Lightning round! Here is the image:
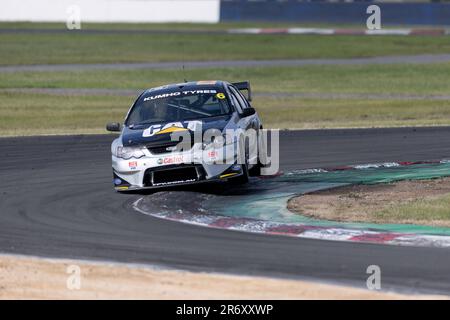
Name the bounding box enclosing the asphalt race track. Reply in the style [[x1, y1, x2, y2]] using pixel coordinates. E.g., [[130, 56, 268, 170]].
[[2, 54, 450, 73], [2, 127, 450, 294]]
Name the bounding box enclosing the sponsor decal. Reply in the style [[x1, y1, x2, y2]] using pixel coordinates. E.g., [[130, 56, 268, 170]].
[[231, 164, 242, 171], [196, 80, 217, 85], [143, 92, 181, 101], [153, 179, 196, 187], [162, 155, 184, 165], [143, 90, 217, 102], [157, 156, 184, 165], [216, 93, 226, 100], [207, 151, 218, 159], [143, 120, 202, 137], [155, 126, 188, 135], [128, 161, 138, 169]]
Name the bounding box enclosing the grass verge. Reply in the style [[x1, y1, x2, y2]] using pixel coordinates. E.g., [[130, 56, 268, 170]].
[[2, 64, 450, 95], [0, 92, 130, 136], [2, 28, 450, 65], [288, 177, 450, 227], [1, 91, 450, 136], [375, 194, 450, 225]]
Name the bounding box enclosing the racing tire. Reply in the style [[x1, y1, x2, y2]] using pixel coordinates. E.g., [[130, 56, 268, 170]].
[[248, 127, 264, 177], [230, 137, 250, 185], [248, 162, 262, 177], [230, 163, 249, 185]]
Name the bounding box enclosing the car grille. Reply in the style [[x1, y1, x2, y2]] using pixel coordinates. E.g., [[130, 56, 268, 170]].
[[143, 165, 205, 187], [146, 141, 192, 155]]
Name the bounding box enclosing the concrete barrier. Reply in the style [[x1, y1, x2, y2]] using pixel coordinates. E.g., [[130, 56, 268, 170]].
[[0, 0, 220, 23]]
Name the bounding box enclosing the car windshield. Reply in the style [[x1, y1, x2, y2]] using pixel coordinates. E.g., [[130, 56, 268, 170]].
[[126, 89, 231, 126]]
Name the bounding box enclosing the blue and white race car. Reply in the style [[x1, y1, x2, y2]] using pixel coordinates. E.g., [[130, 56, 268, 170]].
[[107, 80, 264, 191]]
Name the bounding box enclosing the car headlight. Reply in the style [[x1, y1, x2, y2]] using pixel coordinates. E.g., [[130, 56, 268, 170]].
[[114, 146, 145, 159], [202, 134, 233, 150]]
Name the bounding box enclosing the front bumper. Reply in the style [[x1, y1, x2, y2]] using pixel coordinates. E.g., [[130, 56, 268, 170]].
[[112, 145, 242, 191]]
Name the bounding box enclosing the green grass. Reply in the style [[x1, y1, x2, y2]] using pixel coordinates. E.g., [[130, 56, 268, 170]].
[[375, 193, 450, 226], [2, 64, 450, 95], [1, 63, 450, 135], [0, 92, 130, 136], [1, 91, 449, 136], [1, 23, 450, 135], [2, 32, 450, 65], [257, 98, 450, 129]]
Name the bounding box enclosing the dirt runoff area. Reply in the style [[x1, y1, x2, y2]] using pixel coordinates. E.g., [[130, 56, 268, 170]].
[[0, 254, 445, 300], [288, 177, 450, 227]]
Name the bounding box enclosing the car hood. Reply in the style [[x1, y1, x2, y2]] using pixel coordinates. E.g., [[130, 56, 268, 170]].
[[121, 115, 232, 147]]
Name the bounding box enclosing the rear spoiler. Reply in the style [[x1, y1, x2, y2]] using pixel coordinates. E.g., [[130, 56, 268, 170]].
[[232, 81, 252, 102]]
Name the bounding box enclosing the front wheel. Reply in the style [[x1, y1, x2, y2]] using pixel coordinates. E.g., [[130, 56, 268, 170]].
[[248, 127, 265, 177], [248, 162, 262, 176], [230, 137, 249, 185], [230, 163, 249, 185]]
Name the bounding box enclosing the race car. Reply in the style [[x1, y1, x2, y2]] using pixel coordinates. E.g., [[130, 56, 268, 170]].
[[106, 80, 264, 191]]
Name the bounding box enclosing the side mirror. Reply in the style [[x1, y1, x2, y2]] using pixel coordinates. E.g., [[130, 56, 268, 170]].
[[240, 107, 256, 118], [106, 122, 121, 132]]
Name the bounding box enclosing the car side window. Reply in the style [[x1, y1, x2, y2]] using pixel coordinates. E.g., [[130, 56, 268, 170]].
[[235, 88, 251, 109], [228, 86, 246, 113], [228, 91, 242, 113]]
